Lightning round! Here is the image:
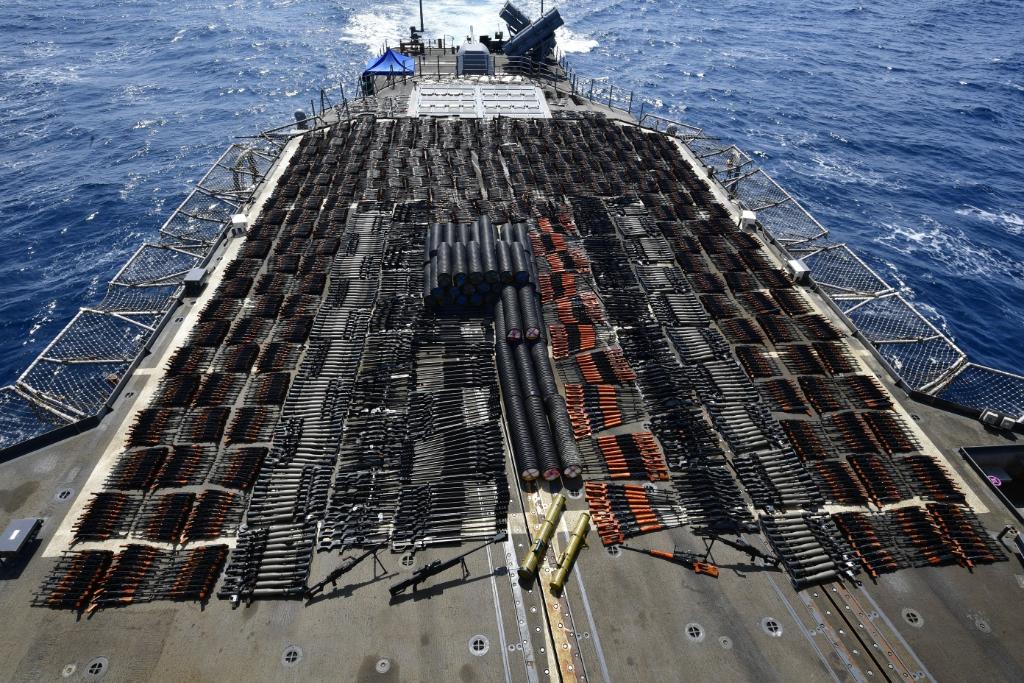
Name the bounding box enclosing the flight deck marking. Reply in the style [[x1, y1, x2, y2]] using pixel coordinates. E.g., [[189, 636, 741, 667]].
[[765, 573, 845, 683], [485, 544, 514, 683], [571, 564, 612, 683], [857, 587, 935, 682], [504, 536, 541, 683]]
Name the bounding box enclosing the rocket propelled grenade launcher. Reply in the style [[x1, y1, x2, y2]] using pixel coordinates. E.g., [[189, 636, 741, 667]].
[[549, 512, 590, 596], [517, 493, 567, 583]]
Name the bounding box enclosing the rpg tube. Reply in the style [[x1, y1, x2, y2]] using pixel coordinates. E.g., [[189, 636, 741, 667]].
[[549, 512, 590, 596], [517, 493, 568, 583]]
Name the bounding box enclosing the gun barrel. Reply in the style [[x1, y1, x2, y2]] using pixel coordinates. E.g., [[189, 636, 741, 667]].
[[389, 533, 506, 597]]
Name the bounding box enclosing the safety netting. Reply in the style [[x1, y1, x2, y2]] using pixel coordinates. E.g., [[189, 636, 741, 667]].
[[937, 364, 1024, 418], [0, 386, 73, 452], [0, 141, 280, 456], [798, 244, 891, 298]]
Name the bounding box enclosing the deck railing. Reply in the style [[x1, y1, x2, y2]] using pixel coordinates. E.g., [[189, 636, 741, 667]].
[[0, 143, 282, 459]]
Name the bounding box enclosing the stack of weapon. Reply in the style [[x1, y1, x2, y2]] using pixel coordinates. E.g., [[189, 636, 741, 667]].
[[581, 432, 670, 481], [832, 512, 910, 578], [494, 264, 583, 480], [219, 523, 315, 601], [33, 550, 113, 613], [182, 490, 244, 542], [35, 544, 227, 612], [585, 482, 688, 546], [885, 504, 1005, 569], [897, 455, 965, 503], [72, 493, 142, 543], [422, 218, 535, 309], [133, 493, 195, 544], [548, 323, 601, 359], [760, 512, 857, 589], [563, 383, 644, 437]]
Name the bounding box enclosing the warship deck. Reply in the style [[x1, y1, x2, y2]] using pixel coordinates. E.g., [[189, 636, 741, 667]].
[[2, 39, 1024, 683]]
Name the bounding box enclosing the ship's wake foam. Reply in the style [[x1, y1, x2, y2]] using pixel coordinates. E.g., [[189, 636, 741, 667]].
[[340, 0, 599, 53]]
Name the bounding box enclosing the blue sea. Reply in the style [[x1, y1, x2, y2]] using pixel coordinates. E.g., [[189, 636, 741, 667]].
[[0, 0, 1021, 384]]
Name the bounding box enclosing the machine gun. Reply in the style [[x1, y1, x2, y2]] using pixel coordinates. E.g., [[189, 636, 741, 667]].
[[703, 533, 780, 566], [621, 544, 720, 577], [389, 532, 506, 598], [306, 540, 389, 599]]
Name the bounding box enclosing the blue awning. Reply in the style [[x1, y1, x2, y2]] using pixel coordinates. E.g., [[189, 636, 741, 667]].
[[363, 48, 415, 76]]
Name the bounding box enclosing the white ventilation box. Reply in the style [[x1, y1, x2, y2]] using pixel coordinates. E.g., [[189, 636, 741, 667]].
[[787, 259, 811, 285], [230, 214, 248, 237], [740, 210, 757, 229]]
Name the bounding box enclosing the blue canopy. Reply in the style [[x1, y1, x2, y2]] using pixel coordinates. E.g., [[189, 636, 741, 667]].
[[363, 48, 415, 76]]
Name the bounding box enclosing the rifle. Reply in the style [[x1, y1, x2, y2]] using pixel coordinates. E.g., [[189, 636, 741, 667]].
[[621, 544, 719, 577], [306, 540, 389, 598], [389, 532, 506, 598], [705, 534, 780, 566]]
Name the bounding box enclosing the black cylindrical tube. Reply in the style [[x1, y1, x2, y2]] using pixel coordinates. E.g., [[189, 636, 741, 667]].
[[467, 241, 483, 284], [514, 222, 531, 253], [458, 222, 473, 245], [495, 298, 508, 340], [482, 242, 498, 284], [506, 393, 540, 481], [427, 223, 443, 258], [431, 265, 444, 299], [525, 395, 562, 480], [511, 241, 530, 285], [479, 215, 493, 243], [519, 284, 542, 341], [436, 242, 452, 288], [495, 301, 540, 480], [514, 342, 540, 398], [545, 394, 583, 478], [452, 242, 468, 287], [443, 221, 458, 246], [470, 220, 482, 244], [496, 240, 513, 284], [531, 342, 558, 398], [502, 285, 523, 343]]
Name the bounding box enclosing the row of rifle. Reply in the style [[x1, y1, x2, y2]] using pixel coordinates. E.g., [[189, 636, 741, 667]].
[[72, 490, 243, 545], [35, 544, 227, 613], [834, 504, 1006, 578]]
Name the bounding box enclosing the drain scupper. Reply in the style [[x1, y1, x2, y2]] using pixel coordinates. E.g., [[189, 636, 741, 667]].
[[761, 617, 783, 637], [902, 608, 924, 628], [469, 635, 490, 656], [83, 657, 108, 680], [282, 645, 303, 666]]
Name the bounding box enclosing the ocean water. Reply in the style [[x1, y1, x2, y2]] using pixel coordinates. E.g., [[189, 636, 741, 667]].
[[0, 0, 1021, 385]]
